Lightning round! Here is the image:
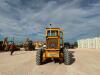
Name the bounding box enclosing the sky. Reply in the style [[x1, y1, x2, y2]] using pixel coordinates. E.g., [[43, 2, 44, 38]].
[[0, 0, 100, 42]]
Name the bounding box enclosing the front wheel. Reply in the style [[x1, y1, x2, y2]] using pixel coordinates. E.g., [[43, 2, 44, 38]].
[[36, 49, 43, 65], [63, 48, 71, 65]]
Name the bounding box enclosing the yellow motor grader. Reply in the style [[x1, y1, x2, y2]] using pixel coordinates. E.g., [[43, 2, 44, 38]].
[[36, 24, 71, 65]]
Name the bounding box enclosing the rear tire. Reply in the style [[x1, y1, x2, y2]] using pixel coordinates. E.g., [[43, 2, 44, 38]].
[[63, 48, 71, 65], [36, 49, 43, 65]]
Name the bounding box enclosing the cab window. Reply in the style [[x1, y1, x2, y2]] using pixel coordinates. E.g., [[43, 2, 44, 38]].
[[47, 30, 58, 36]]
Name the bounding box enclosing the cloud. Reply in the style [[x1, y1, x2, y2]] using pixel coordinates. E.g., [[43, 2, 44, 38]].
[[0, 0, 100, 42]]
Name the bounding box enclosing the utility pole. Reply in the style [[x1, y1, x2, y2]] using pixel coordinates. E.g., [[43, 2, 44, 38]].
[[13, 36, 14, 45]]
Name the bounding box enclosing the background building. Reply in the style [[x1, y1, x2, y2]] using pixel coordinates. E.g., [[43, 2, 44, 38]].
[[77, 37, 100, 49]]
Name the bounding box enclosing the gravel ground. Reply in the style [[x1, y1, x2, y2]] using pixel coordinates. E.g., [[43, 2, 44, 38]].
[[0, 49, 100, 75]]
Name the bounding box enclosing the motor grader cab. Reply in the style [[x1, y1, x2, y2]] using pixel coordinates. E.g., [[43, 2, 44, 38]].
[[36, 24, 71, 65]]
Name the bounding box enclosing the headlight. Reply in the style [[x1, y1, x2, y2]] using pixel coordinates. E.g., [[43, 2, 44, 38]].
[[60, 46, 63, 48]]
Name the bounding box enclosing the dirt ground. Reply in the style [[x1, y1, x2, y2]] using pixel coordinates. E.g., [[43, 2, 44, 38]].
[[0, 48, 100, 75]]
